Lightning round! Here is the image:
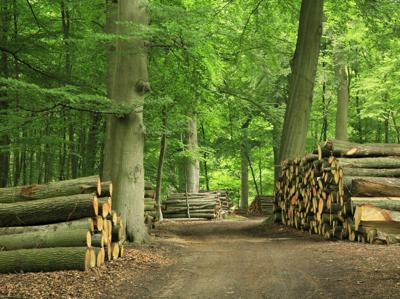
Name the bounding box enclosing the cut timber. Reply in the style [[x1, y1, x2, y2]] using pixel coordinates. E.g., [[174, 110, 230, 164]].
[[342, 167, 400, 177], [351, 197, 400, 211], [318, 139, 400, 158], [337, 157, 400, 169], [345, 177, 400, 197], [112, 219, 124, 242], [94, 247, 105, 266], [0, 229, 91, 250], [0, 218, 94, 236], [0, 176, 100, 203], [354, 205, 400, 230], [0, 193, 98, 227], [0, 247, 95, 273]]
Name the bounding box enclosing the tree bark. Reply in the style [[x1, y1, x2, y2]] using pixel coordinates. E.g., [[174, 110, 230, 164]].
[[0, 228, 91, 250], [0, 247, 95, 273], [240, 120, 250, 209], [0, 0, 10, 188], [155, 107, 167, 221], [351, 197, 400, 211], [334, 50, 349, 141], [0, 175, 100, 203], [344, 177, 400, 197], [104, 0, 148, 242], [318, 139, 400, 158], [0, 218, 95, 236], [201, 123, 210, 191], [185, 114, 200, 193], [279, 0, 324, 161], [0, 193, 98, 227]]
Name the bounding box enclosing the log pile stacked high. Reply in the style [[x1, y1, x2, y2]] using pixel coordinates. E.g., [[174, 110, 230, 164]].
[[0, 176, 125, 273], [274, 140, 400, 244], [249, 195, 274, 216], [162, 192, 222, 220]]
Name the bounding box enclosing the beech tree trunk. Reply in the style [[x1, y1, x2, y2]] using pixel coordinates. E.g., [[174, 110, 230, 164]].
[[185, 114, 200, 193], [334, 50, 349, 141], [155, 107, 167, 221], [0, 0, 10, 188], [279, 0, 324, 161], [103, 0, 148, 242], [240, 120, 250, 209]]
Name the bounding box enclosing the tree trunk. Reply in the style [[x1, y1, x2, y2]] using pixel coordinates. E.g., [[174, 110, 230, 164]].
[[0, 247, 95, 273], [240, 121, 250, 209], [185, 114, 200, 193], [0, 175, 100, 203], [104, 0, 148, 242], [279, 0, 324, 161], [0, 0, 10, 188], [155, 107, 167, 221], [334, 50, 349, 141], [201, 123, 210, 191], [0, 228, 91, 250], [0, 193, 98, 227]]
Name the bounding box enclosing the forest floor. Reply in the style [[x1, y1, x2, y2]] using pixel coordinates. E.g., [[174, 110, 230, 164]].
[[1, 217, 400, 298]]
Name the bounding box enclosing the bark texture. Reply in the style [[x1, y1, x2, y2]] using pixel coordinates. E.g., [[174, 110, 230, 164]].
[[334, 50, 349, 141], [279, 0, 324, 161], [0, 247, 94, 273], [185, 114, 200, 193], [103, 0, 148, 242]]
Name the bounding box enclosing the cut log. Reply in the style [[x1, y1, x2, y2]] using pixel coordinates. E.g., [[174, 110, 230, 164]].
[[0, 176, 100, 203], [354, 205, 400, 230], [0, 193, 98, 227], [111, 242, 120, 260], [351, 197, 400, 211], [337, 157, 400, 169], [317, 139, 400, 158], [345, 177, 400, 197], [0, 228, 91, 250], [0, 247, 95, 273], [342, 167, 400, 177], [0, 218, 94, 236]]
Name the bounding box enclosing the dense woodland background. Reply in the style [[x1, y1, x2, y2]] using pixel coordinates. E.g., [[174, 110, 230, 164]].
[[0, 0, 399, 205]]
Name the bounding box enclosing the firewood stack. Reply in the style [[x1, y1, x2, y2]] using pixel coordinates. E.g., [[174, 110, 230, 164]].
[[274, 139, 400, 245], [162, 193, 222, 220], [249, 195, 274, 216], [144, 182, 157, 229], [0, 176, 125, 273]]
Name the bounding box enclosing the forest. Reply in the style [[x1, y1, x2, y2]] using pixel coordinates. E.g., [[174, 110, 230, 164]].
[[1, 0, 400, 297], [1, 0, 400, 238]]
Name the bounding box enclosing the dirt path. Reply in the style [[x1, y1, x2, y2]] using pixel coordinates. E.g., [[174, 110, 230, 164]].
[[2, 218, 400, 298], [113, 218, 400, 299]]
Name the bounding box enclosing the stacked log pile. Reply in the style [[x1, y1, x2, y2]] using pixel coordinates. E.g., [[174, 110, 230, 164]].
[[144, 182, 157, 229], [200, 190, 232, 216], [162, 193, 222, 220], [249, 195, 274, 216], [0, 176, 125, 273], [274, 139, 400, 245]]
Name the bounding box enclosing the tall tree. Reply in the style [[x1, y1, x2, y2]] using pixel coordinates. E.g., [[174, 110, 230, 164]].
[[185, 114, 200, 193], [279, 0, 324, 161], [103, 0, 149, 243], [334, 47, 349, 140]]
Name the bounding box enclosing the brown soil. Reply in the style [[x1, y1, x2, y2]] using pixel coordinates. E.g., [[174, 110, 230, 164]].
[[1, 218, 400, 298]]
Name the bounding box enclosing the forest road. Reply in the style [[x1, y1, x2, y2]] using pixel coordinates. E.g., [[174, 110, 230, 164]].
[[117, 218, 400, 299]]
